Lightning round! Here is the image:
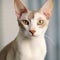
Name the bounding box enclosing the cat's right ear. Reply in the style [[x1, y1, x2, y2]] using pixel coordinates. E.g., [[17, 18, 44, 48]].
[[14, 0, 28, 19], [39, 0, 54, 19]]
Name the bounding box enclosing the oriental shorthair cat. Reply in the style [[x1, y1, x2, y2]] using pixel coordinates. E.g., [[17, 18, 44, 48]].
[[0, 0, 54, 60]]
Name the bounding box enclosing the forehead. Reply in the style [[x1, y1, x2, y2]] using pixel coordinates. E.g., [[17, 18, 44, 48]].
[[34, 12, 47, 20], [20, 11, 35, 19], [21, 11, 47, 20], [29, 12, 47, 21], [28, 11, 35, 19]]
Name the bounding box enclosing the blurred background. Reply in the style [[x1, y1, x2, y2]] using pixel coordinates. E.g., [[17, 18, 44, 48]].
[[0, 0, 60, 60]]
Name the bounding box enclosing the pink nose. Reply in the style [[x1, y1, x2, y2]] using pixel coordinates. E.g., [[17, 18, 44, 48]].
[[29, 30, 36, 35]]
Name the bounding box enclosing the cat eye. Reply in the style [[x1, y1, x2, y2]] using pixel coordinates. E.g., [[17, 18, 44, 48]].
[[37, 20, 44, 25], [22, 20, 29, 25]]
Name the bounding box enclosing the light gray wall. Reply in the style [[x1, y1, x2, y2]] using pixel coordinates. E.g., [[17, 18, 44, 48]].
[[0, 0, 19, 49], [0, 0, 3, 49], [58, 0, 60, 60]]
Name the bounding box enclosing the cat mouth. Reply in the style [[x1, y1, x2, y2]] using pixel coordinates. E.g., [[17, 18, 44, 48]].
[[24, 33, 40, 38], [24, 34, 40, 39], [30, 34, 39, 37]]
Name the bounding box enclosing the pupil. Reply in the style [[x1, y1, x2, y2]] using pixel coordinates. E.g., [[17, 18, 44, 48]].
[[23, 20, 29, 25], [40, 20, 42, 23]]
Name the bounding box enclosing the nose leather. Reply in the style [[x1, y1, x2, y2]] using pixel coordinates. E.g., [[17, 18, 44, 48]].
[[29, 30, 36, 35]]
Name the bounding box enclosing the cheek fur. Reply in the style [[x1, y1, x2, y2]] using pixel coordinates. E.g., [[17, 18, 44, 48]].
[[35, 28, 43, 35], [24, 26, 31, 36], [34, 26, 47, 36], [24, 30, 32, 37]]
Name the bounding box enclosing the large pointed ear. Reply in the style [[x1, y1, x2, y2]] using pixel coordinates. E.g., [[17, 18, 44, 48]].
[[14, 0, 28, 18], [39, 0, 54, 19]]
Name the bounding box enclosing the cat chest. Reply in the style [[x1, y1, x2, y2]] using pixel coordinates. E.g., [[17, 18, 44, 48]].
[[16, 39, 46, 60], [17, 46, 42, 60]]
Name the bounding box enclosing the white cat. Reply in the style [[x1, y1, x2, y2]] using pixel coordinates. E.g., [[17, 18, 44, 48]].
[[0, 0, 54, 60]]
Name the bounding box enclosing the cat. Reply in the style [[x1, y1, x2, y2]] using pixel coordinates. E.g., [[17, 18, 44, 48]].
[[0, 0, 54, 60]]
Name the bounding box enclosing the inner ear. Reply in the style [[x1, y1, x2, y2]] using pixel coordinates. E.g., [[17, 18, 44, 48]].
[[43, 11, 52, 19], [14, 0, 29, 19], [39, 0, 54, 19]]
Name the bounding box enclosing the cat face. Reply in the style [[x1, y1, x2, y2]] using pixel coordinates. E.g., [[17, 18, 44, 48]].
[[18, 11, 49, 37], [14, 0, 54, 37]]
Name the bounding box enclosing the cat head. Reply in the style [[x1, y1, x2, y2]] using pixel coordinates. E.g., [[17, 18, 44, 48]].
[[14, 0, 54, 37]]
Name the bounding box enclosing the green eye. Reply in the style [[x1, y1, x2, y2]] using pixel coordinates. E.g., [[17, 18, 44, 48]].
[[22, 20, 29, 25], [37, 20, 44, 25]]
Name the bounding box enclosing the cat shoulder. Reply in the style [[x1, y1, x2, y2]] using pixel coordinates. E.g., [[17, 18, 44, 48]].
[[0, 39, 17, 60]]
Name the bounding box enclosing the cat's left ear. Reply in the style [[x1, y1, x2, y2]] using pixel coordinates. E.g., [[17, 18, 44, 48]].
[[14, 0, 28, 19], [39, 0, 54, 19]]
